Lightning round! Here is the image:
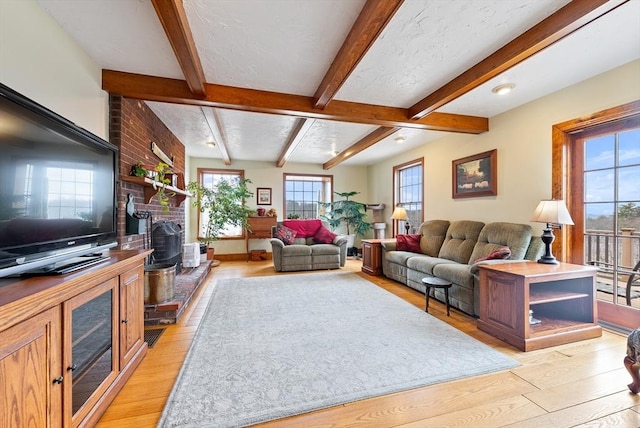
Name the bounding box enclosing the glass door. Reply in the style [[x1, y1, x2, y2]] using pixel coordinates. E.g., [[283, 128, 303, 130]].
[[64, 278, 118, 427], [579, 120, 640, 328]]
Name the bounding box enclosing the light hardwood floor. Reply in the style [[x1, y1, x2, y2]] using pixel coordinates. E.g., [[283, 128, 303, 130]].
[[97, 260, 640, 427]]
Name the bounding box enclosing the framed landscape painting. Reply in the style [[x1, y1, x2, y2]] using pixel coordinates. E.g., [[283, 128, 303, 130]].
[[452, 149, 497, 199]]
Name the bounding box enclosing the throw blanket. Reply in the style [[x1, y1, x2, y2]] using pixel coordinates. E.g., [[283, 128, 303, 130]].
[[283, 219, 322, 238]]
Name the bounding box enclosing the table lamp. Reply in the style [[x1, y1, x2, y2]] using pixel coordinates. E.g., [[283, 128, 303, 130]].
[[530, 199, 574, 264], [391, 205, 410, 235]]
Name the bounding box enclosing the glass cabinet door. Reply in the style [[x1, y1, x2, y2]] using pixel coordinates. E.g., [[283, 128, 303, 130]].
[[64, 278, 118, 427]]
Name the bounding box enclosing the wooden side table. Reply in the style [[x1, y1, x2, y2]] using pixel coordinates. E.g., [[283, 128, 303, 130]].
[[478, 261, 602, 351], [422, 276, 452, 316], [246, 216, 277, 260], [361, 239, 394, 276]]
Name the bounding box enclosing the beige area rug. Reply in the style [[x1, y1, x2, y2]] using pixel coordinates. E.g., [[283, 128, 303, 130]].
[[158, 271, 519, 427]]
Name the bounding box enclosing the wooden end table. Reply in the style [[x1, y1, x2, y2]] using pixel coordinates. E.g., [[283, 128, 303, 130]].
[[477, 261, 602, 351], [361, 239, 395, 276]]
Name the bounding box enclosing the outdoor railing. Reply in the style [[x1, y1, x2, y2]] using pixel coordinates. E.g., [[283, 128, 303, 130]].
[[585, 228, 640, 306], [585, 228, 639, 270]]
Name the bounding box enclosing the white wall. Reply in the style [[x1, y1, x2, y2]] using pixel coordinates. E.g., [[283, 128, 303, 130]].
[[185, 158, 370, 254], [0, 0, 108, 138], [367, 59, 640, 237]]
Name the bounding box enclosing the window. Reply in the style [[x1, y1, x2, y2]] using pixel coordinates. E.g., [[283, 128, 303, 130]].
[[393, 159, 424, 235], [196, 168, 245, 238], [284, 174, 332, 219]]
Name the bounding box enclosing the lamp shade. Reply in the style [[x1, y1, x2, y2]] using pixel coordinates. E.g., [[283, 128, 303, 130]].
[[390, 206, 408, 221], [531, 199, 574, 225]]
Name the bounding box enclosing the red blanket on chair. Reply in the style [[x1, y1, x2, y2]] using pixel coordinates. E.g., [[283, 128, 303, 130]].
[[283, 219, 323, 238]]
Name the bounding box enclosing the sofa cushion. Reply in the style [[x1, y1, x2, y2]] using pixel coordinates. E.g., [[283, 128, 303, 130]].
[[418, 220, 450, 256], [468, 222, 532, 262], [473, 246, 511, 263], [438, 220, 485, 264], [525, 236, 544, 261], [313, 226, 337, 244], [310, 244, 341, 255], [407, 256, 457, 276], [396, 234, 422, 253], [432, 263, 475, 289], [385, 251, 415, 267], [275, 224, 297, 245], [281, 245, 312, 256]]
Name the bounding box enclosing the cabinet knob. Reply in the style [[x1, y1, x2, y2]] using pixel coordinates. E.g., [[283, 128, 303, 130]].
[[53, 376, 64, 384], [121, 319, 129, 324], [67, 364, 77, 372]]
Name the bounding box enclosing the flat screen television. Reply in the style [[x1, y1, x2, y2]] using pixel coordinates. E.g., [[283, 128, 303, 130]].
[[0, 83, 118, 278]]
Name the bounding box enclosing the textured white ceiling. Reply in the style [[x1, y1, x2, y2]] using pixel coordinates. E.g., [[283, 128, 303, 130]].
[[37, 0, 640, 167], [334, 0, 570, 107], [185, 0, 365, 95]]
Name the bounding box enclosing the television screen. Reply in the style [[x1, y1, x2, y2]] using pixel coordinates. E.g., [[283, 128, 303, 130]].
[[0, 83, 118, 276]]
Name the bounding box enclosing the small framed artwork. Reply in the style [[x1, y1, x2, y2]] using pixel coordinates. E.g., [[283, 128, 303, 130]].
[[257, 187, 272, 205], [452, 149, 497, 199]]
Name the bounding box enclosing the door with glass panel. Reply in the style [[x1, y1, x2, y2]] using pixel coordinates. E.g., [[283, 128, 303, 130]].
[[580, 120, 640, 327]]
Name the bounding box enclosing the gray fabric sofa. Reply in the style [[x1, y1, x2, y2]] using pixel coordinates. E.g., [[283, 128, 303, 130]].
[[381, 220, 544, 316], [270, 222, 348, 272]]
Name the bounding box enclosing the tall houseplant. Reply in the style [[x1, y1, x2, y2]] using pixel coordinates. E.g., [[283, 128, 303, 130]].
[[187, 178, 254, 259], [321, 191, 371, 255]]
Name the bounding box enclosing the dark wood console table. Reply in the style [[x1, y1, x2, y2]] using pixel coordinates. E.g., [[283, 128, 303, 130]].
[[361, 239, 395, 276], [478, 261, 602, 351]]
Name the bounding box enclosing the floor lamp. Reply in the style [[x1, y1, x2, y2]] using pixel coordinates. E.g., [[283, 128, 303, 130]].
[[391, 206, 410, 235], [531, 199, 574, 264]]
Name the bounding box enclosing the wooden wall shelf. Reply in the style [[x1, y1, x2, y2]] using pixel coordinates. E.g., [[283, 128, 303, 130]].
[[120, 175, 191, 206]]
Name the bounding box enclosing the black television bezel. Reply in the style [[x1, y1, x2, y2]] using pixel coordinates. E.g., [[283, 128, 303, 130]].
[[0, 83, 119, 277]]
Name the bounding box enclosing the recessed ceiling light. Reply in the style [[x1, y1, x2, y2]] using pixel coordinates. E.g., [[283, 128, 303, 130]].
[[394, 136, 406, 144], [492, 83, 515, 95]]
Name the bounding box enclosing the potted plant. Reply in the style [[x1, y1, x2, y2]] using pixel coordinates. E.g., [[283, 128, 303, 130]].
[[153, 162, 175, 213], [321, 191, 371, 256], [187, 178, 255, 260]]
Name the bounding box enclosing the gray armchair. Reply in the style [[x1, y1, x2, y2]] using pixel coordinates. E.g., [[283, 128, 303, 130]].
[[270, 221, 347, 272]]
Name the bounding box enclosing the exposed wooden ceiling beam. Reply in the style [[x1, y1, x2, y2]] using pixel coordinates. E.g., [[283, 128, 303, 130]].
[[408, 0, 628, 119], [102, 70, 488, 134], [276, 118, 316, 168], [323, 127, 399, 169], [201, 107, 231, 165], [313, 0, 403, 109], [151, 0, 206, 96]]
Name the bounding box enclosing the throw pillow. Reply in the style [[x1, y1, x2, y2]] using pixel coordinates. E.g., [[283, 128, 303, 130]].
[[473, 246, 511, 263], [313, 226, 337, 244], [396, 234, 422, 253], [275, 225, 297, 245]]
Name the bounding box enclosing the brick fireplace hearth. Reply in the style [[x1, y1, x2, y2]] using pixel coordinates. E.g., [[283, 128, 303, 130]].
[[144, 261, 213, 326]]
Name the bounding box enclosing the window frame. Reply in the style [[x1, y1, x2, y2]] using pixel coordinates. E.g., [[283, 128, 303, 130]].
[[195, 168, 246, 240], [392, 158, 424, 236], [283, 173, 333, 220]]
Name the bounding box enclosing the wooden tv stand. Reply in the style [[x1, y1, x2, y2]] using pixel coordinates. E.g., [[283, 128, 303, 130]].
[[0, 249, 151, 427], [477, 261, 602, 351]]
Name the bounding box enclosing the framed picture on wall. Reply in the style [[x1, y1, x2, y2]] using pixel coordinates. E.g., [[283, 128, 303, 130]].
[[452, 149, 497, 199], [257, 187, 272, 205]]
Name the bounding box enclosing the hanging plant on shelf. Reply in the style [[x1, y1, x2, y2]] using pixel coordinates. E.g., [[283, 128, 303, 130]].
[[153, 162, 175, 213]]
